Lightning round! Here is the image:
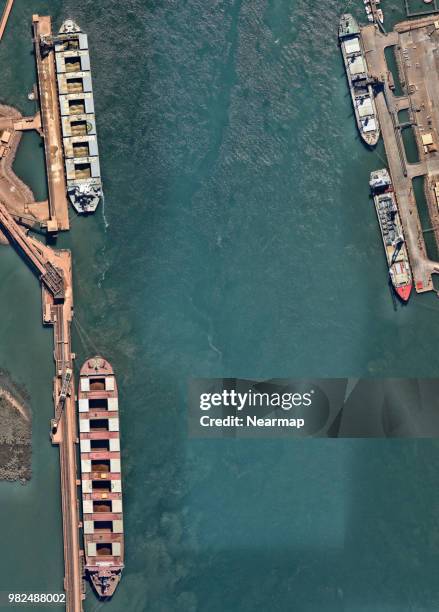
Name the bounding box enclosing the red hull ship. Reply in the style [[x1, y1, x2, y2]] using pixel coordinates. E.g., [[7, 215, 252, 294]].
[[370, 169, 413, 302], [78, 357, 124, 598]]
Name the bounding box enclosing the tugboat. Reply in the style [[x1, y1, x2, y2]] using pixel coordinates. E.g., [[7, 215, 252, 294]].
[[339, 13, 380, 147], [370, 169, 413, 302], [78, 357, 124, 597]]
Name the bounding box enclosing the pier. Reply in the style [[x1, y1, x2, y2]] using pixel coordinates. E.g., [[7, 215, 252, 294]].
[[32, 15, 69, 233], [13, 112, 43, 134], [361, 22, 439, 294], [0, 0, 14, 41], [367, 0, 386, 34], [0, 10, 108, 609], [0, 200, 84, 611]]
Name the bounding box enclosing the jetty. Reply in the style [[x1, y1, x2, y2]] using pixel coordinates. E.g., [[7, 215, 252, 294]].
[[0, 0, 14, 41], [361, 18, 439, 294], [32, 15, 69, 232], [0, 199, 84, 611], [0, 13, 86, 609], [0, 10, 108, 610], [366, 0, 386, 33]]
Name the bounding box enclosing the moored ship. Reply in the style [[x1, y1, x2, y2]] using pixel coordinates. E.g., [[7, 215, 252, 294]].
[[78, 357, 124, 598], [339, 13, 380, 147], [54, 20, 103, 213], [370, 169, 413, 301]]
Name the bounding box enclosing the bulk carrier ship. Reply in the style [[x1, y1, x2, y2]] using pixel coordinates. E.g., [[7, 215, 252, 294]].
[[78, 357, 124, 598], [339, 13, 380, 147], [54, 20, 103, 213], [370, 169, 413, 301]]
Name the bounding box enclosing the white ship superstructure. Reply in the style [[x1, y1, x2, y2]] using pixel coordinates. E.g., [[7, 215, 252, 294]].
[[339, 13, 380, 147]]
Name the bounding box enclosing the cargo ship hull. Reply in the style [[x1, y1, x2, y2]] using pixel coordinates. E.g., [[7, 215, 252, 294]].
[[370, 169, 413, 302], [339, 13, 380, 147], [54, 20, 103, 213], [78, 357, 124, 598]]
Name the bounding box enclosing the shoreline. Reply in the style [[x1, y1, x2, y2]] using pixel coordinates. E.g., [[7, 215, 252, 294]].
[[0, 104, 35, 205], [0, 369, 31, 483], [0, 103, 49, 243]]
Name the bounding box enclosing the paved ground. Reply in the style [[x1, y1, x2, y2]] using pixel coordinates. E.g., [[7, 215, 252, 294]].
[[399, 22, 439, 255], [362, 24, 439, 293], [33, 15, 69, 232]]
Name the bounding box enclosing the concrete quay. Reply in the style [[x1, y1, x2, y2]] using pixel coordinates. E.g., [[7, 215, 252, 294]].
[[0, 12, 95, 610], [362, 24, 439, 293], [0, 199, 84, 611], [32, 15, 69, 233]]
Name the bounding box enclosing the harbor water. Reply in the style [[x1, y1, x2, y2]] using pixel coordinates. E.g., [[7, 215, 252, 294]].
[[2, 0, 439, 610]]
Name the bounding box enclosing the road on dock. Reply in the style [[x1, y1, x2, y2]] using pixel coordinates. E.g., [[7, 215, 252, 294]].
[[362, 24, 439, 293]]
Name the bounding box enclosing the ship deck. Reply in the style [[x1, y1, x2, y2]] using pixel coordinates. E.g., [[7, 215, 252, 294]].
[[0, 198, 84, 611], [78, 359, 124, 594], [54, 23, 103, 213]]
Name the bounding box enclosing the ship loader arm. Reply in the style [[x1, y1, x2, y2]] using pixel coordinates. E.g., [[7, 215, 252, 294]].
[[53, 368, 72, 427]]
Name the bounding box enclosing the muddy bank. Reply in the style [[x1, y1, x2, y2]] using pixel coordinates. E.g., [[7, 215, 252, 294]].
[[0, 369, 31, 482], [0, 104, 35, 206], [0, 103, 48, 243]]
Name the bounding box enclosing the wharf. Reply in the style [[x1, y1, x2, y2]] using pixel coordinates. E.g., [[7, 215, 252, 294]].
[[0, 11, 102, 610], [0, 0, 14, 41], [40, 245, 85, 612], [368, 0, 386, 33], [32, 15, 69, 232], [0, 200, 84, 611], [13, 113, 43, 134], [361, 23, 439, 293]]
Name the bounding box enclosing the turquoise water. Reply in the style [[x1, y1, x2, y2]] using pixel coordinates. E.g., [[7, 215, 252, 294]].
[[385, 46, 404, 97], [2, 1, 439, 610]]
